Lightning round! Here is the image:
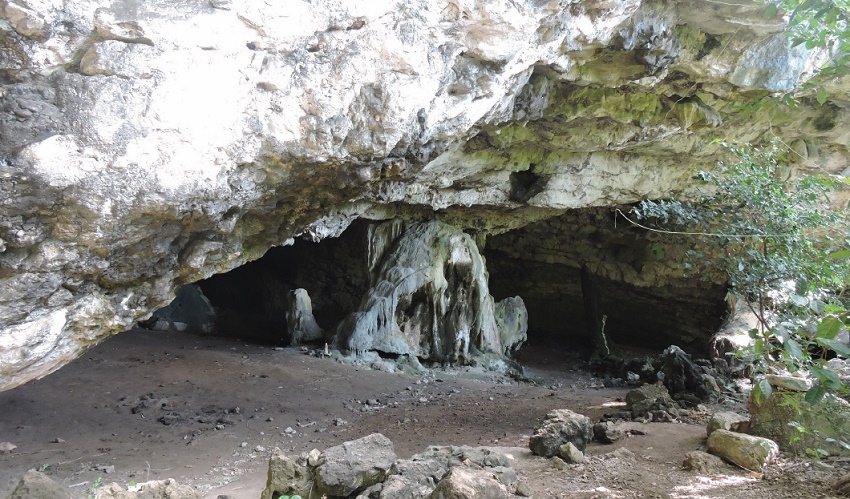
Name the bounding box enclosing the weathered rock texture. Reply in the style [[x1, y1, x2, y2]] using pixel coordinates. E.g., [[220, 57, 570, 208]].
[[2, 0, 848, 390], [335, 220, 526, 363]]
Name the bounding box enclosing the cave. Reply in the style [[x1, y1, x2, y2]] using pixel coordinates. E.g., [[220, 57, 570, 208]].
[[166, 208, 728, 359]]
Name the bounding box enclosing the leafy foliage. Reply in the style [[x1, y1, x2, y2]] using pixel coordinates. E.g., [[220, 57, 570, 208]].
[[633, 142, 850, 400]]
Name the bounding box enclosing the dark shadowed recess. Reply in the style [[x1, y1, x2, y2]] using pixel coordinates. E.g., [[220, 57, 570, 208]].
[[197, 221, 370, 343], [483, 209, 729, 356]]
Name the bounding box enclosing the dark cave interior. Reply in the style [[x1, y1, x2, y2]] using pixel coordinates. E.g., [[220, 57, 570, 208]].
[[169, 210, 728, 357]]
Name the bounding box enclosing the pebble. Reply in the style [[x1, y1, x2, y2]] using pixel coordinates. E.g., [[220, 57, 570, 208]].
[[254, 445, 265, 452], [52, 438, 65, 443], [284, 427, 295, 434], [240, 442, 248, 448]]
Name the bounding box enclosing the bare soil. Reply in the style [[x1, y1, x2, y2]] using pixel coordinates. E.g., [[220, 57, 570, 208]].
[[0, 329, 846, 498]]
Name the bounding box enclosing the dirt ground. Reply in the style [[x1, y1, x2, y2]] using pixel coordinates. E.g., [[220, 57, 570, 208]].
[[0, 329, 847, 498]]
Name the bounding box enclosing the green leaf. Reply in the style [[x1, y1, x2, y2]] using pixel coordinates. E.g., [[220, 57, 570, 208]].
[[817, 338, 850, 358], [805, 384, 827, 405], [786, 338, 805, 362], [816, 86, 828, 105], [817, 316, 844, 340], [828, 249, 850, 261], [764, 3, 779, 18], [756, 378, 773, 403]]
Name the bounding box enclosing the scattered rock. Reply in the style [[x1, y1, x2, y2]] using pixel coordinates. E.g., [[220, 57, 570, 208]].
[[94, 465, 115, 474], [429, 466, 509, 499], [260, 448, 314, 499], [706, 411, 749, 436], [95, 478, 198, 498], [593, 421, 623, 443], [0, 442, 17, 453], [529, 409, 593, 457], [6, 469, 72, 499], [683, 451, 728, 474], [255, 445, 266, 453], [707, 429, 779, 471], [625, 382, 677, 419], [659, 345, 713, 399], [315, 433, 397, 497], [52, 437, 65, 444], [558, 442, 585, 464]]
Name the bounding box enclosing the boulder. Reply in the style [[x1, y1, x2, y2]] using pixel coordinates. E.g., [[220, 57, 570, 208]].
[[707, 429, 779, 471], [625, 382, 677, 419], [6, 470, 72, 499], [315, 433, 397, 497], [379, 474, 433, 499], [529, 409, 593, 457], [706, 411, 749, 436], [558, 442, 585, 464], [593, 421, 624, 443], [682, 451, 728, 474], [749, 376, 850, 456], [261, 448, 315, 499], [659, 345, 713, 399], [428, 467, 509, 499]]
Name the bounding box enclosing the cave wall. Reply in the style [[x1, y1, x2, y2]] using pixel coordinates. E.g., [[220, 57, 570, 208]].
[[484, 208, 728, 353], [2, 0, 849, 390]]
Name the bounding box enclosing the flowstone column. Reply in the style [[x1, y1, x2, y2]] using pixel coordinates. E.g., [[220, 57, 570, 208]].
[[334, 220, 526, 365]]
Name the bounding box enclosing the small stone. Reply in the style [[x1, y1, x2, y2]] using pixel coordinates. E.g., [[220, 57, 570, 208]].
[[52, 438, 65, 444], [558, 442, 585, 464], [515, 480, 533, 497], [706, 411, 749, 436], [240, 442, 248, 448], [255, 445, 265, 453], [284, 427, 295, 434], [593, 421, 624, 443], [307, 448, 322, 467], [683, 450, 727, 473]]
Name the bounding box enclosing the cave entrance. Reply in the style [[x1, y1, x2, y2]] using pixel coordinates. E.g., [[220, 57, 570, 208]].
[[482, 208, 729, 356], [150, 220, 371, 345]]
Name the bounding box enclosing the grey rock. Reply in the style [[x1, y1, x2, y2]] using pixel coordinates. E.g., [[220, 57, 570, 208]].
[[6, 470, 72, 499], [315, 433, 397, 497], [706, 411, 749, 436], [626, 382, 676, 418], [683, 450, 728, 474], [593, 421, 624, 443], [261, 448, 314, 499], [558, 442, 584, 464], [529, 409, 593, 457], [707, 429, 779, 471], [428, 466, 509, 499]]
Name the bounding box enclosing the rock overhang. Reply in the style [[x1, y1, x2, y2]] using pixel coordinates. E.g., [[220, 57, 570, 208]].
[[0, 0, 848, 391]]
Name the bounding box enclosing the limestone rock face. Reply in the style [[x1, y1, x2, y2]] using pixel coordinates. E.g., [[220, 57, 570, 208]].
[[1, 0, 849, 390], [335, 220, 521, 363]]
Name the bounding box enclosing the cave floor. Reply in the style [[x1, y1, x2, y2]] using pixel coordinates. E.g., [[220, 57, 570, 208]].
[[0, 329, 845, 498]]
